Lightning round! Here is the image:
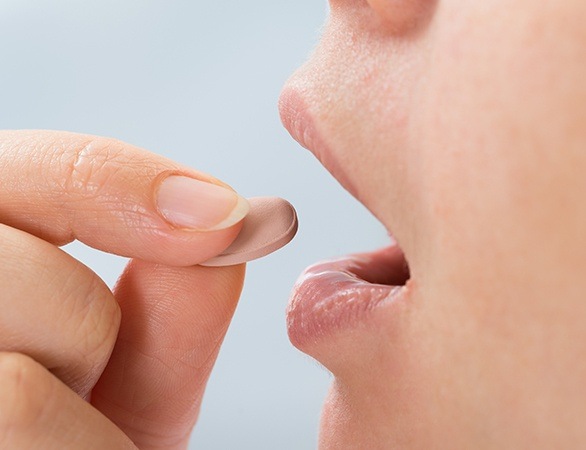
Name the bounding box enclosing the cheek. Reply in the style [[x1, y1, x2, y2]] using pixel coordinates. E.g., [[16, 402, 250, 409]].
[[412, 4, 586, 423], [417, 0, 586, 284]]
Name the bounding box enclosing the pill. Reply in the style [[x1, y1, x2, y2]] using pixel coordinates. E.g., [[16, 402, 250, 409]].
[[200, 197, 298, 267]]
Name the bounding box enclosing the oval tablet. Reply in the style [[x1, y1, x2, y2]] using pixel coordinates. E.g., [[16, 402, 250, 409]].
[[200, 197, 298, 267]]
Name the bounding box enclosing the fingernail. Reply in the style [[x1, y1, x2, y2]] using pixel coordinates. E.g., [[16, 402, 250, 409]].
[[156, 175, 249, 231]]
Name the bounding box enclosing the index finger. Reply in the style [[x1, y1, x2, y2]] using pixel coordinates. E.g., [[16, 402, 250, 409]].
[[0, 130, 249, 266]]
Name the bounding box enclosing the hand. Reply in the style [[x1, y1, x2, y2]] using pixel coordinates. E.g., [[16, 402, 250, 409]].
[[0, 130, 248, 449]]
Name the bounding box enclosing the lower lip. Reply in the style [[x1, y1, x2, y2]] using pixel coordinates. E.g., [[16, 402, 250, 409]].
[[286, 246, 411, 348]]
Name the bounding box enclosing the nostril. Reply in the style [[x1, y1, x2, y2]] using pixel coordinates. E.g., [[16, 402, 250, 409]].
[[365, 0, 437, 34]]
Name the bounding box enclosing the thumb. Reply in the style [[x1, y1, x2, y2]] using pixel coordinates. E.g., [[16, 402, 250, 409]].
[[0, 130, 249, 265], [91, 259, 245, 449]]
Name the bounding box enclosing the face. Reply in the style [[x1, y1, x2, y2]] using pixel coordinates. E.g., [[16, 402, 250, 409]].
[[280, 0, 586, 448]]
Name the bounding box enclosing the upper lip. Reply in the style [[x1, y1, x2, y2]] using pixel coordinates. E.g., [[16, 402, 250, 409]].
[[278, 88, 360, 203], [279, 86, 406, 253], [278, 88, 318, 156]]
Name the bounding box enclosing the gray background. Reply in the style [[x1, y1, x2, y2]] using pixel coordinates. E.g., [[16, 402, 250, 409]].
[[0, 2, 387, 448]]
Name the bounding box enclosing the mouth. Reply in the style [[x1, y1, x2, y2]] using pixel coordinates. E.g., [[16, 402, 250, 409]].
[[279, 88, 413, 350]]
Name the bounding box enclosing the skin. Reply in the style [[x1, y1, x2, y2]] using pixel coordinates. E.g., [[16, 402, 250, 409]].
[[1, 1, 585, 448], [280, 0, 586, 448]]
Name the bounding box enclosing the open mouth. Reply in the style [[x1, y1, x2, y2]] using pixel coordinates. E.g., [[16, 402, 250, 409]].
[[279, 87, 413, 349], [286, 241, 412, 348]]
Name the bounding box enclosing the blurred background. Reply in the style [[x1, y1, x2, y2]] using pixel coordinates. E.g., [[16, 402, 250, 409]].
[[0, 1, 388, 448]]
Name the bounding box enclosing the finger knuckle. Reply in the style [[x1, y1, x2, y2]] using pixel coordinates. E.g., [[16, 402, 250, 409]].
[[0, 353, 51, 433], [60, 136, 126, 200]]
